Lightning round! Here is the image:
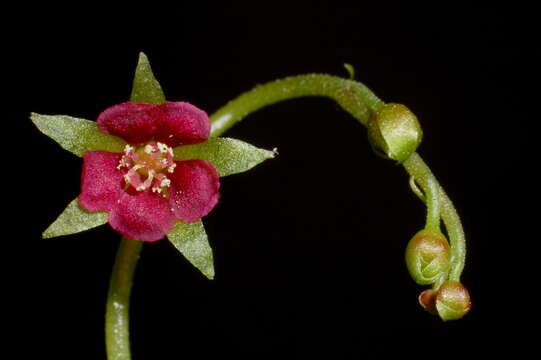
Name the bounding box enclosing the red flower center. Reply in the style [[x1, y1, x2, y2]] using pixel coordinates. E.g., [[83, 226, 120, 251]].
[[117, 141, 176, 196]]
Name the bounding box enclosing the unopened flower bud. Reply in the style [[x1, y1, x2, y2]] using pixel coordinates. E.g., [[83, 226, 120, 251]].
[[435, 281, 472, 321], [418, 289, 438, 315], [405, 229, 450, 285], [367, 103, 422, 163]]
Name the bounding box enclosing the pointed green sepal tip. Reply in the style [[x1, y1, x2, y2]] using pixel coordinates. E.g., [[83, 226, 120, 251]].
[[435, 281, 472, 321], [30, 113, 126, 157], [167, 220, 215, 279], [174, 137, 277, 177], [43, 198, 108, 239], [343, 63, 355, 79], [367, 103, 422, 163], [130, 52, 166, 104], [405, 229, 450, 285]]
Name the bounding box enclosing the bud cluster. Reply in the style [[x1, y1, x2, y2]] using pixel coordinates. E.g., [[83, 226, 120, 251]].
[[405, 229, 471, 320], [419, 281, 472, 321]]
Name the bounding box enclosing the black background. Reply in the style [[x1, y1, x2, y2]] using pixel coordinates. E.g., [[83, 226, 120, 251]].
[[8, 2, 535, 359]]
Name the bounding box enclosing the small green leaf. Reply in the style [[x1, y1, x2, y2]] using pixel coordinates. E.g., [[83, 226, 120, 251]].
[[173, 137, 276, 177], [130, 52, 166, 104], [43, 198, 108, 239], [167, 220, 214, 279], [30, 113, 126, 157]]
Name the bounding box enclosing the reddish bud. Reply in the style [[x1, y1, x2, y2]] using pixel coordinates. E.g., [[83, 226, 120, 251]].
[[418, 289, 438, 315], [435, 281, 472, 321]]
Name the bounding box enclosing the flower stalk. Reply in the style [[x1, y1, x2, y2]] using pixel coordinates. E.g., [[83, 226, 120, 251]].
[[210, 74, 466, 282], [105, 238, 143, 360], [423, 175, 441, 232], [209, 74, 385, 136]]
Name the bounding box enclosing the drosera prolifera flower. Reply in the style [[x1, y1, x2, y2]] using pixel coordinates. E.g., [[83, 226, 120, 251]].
[[31, 52, 276, 278], [80, 101, 220, 242]]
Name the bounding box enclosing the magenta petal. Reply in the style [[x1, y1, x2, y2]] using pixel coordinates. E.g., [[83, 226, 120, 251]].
[[169, 160, 220, 222], [152, 101, 210, 147], [97, 102, 156, 144], [109, 191, 177, 242], [79, 151, 124, 212]]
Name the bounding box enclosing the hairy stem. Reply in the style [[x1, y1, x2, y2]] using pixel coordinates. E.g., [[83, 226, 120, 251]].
[[105, 238, 143, 360], [423, 173, 441, 232], [210, 74, 384, 137]]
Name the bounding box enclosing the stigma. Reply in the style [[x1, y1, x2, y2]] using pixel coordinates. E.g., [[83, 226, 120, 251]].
[[117, 141, 176, 196]]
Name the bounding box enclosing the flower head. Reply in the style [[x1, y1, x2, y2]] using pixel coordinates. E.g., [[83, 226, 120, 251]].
[[33, 52, 275, 278], [79, 101, 220, 242]]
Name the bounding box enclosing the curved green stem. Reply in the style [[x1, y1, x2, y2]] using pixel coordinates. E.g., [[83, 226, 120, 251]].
[[423, 174, 441, 232], [210, 74, 384, 137], [408, 177, 425, 202], [105, 237, 143, 360], [209, 73, 466, 281]]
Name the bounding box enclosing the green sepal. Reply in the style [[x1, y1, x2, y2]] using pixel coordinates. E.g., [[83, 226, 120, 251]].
[[30, 113, 126, 157], [43, 198, 108, 239], [130, 52, 166, 104], [167, 220, 215, 279], [173, 137, 276, 177]]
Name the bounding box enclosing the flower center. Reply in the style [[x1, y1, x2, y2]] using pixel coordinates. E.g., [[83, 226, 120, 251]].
[[117, 141, 176, 196]]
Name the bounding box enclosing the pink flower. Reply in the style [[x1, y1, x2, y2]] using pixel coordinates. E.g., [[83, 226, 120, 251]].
[[79, 101, 220, 242]]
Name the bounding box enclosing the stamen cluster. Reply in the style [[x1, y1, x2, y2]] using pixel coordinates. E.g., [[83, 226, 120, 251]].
[[117, 142, 176, 196]]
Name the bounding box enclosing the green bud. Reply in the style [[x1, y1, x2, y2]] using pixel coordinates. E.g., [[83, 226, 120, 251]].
[[435, 281, 472, 321], [405, 229, 450, 285], [367, 103, 422, 163]]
